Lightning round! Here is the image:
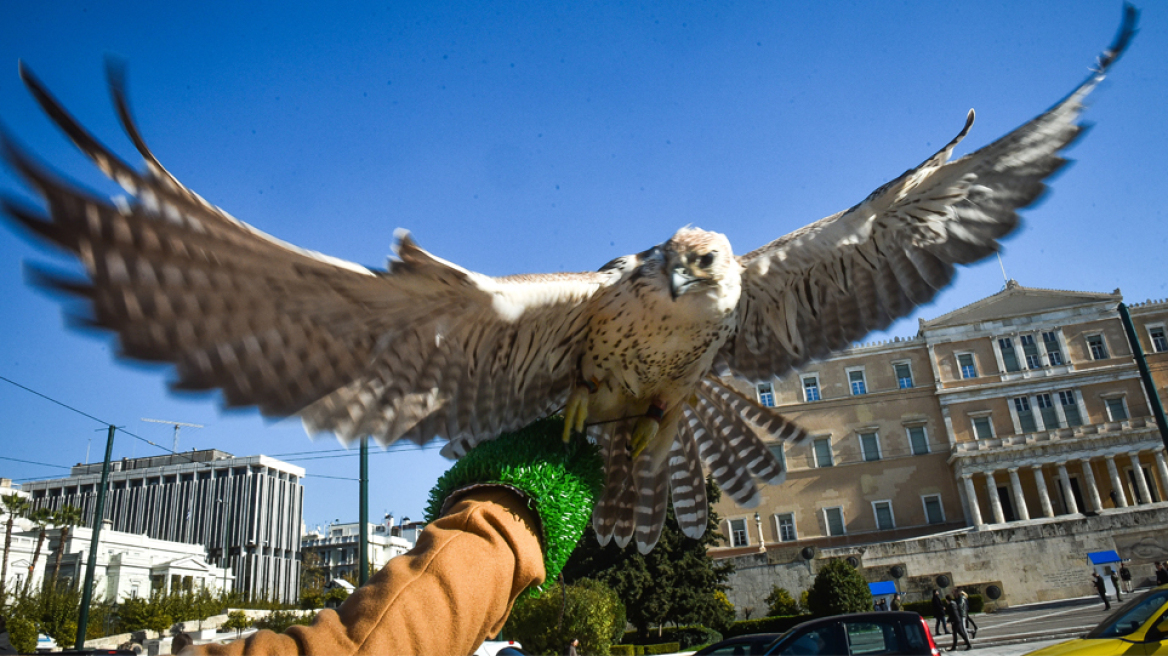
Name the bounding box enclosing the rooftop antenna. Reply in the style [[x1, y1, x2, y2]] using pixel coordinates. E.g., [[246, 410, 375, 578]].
[[141, 418, 204, 453]]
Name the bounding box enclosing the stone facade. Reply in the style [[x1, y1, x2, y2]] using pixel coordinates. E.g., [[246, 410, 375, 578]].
[[712, 282, 1168, 613]]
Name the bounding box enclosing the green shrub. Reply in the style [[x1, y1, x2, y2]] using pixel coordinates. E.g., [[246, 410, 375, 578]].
[[222, 610, 253, 637], [967, 594, 984, 613], [643, 642, 680, 655], [765, 586, 802, 616], [254, 610, 315, 633], [806, 560, 872, 617], [504, 578, 625, 656], [723, 614, 811, 638], [610, 646, 635, 656], [6, 616, 37, 654], [621, 625, 721, 649], [903, 600, 934, 617], [635, 646, 645, 656]]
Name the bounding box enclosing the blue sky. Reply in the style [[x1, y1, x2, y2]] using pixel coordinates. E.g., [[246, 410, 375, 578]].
[[1, 1, 1164, 532]]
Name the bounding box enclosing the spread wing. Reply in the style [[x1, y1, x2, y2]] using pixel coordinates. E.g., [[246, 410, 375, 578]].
[[719, 4, 1137, 382], [2, 61, 607, 447]]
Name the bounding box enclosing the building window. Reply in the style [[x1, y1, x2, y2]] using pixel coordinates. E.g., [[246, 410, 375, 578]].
[[729, 518, 749, 547], [1036, 393, 1058, 430], [823, 507, 846, 537], [1087, 334, 1109, 360], [813, 438, 834, 468], [1059, 390, 1083, 427], [848, 369, 868, 396], [894, 362, 914, 389], [1105, 396, 1128, 422], [872, 501, 895, 531], [998, 338, 1020, 372], [957, 353, 978, 379], [802, 375, 821, 402], [776, 513, 797, 542], [972, 415, 994, 440], [1020, 334, 1042, 369], [1043, 331, 1064, 365], [907, 426, 929, 455], [1013, 397, 1037, 434], [922, 495, 945, 524], [768, 444, 786, 472], [757, 382, 775, 407], [1149, 326, 1168, 353], [859, 432, 881, 462]]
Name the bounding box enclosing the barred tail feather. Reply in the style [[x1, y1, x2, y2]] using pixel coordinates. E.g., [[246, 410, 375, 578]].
[[633, 452, 670, 554], [699, 378, 791, 485], [592, 422, 633, 546], [691, 396, 760, 507], [671, 410, 708, 540]]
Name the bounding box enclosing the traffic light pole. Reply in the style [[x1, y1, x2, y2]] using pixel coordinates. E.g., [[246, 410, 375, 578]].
[[75, 424, 115, 649]]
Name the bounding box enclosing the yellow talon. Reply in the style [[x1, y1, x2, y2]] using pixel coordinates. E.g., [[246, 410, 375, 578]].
[[563, 387, 590, 442], [630, 416, 660, 459]]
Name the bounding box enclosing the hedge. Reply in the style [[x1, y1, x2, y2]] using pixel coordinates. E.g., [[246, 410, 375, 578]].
[[610, 646, 635, 656], [621, 626, 722, 649], [643, 643, 681, 655], [723, 614, 812, 638]]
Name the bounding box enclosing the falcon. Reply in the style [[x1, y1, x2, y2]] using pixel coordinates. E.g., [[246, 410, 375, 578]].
[[1, 6, 1137, 553]]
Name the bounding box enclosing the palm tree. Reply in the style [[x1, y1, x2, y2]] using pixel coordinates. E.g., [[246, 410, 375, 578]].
[[48, 505, 83, 589], [1, 493, 31, 603], [22, 507, 55, 596]]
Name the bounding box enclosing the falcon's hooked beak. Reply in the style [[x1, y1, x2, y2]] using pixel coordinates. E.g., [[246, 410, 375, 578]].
[[670, 267, 698, 300]]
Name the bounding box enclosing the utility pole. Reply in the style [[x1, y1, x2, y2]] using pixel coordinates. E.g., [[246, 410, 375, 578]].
[[75, 425, 115, 650], [140, 417, 204, 453], [359, 437, 369, 586]]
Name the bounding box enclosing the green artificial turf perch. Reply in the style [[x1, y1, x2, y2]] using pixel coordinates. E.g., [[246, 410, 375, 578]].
[[424, 417, 603, 593]]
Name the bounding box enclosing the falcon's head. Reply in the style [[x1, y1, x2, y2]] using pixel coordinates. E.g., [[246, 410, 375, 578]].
[[663, 228, 739, 300]]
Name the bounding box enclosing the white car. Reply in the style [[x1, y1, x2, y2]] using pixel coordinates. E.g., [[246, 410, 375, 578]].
[[474, 639, 527, 656]]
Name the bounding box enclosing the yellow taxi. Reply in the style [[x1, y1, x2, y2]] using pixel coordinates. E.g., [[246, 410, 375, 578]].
[[1027, 585, 1168, 655]]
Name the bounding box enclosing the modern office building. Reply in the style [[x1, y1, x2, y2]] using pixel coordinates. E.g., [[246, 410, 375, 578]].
[[714, 282, 1168, 554], [21, 450, 304, 603]]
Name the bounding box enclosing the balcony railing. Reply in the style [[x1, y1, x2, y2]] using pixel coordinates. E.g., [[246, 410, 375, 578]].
[[955, 416, 1156, 453]]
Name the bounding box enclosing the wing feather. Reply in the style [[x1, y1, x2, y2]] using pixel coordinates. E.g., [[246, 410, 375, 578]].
[[3, 64, 609, 449], [723, 6, 1137, 381]]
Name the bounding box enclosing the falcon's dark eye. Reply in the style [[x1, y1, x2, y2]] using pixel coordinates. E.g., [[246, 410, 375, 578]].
[[699, 252, 716, 268]]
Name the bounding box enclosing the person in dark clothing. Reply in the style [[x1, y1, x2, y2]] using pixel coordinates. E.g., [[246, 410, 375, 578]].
[[891, 593, 903, 611], [945, 594, 972, 651], [958, 591, 978, 639], [1119, 564, 1132, 594], [1157, 562, 1168, 585], [932, 590, 949, 635], [1093, 572, 1110, 610], [1108, 568, 1122, 602]]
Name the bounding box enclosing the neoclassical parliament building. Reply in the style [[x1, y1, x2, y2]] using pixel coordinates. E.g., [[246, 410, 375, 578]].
[[712, 282, 1168, 605]]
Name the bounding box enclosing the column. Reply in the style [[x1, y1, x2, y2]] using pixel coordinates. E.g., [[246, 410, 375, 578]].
[[1130, 451, 1152, 504], [962, 474, 984, 527], [1057, 463, 1079, 514], [1079, 458, 1103, 513], [1008, 467, 1030, 521], [1106, 455, 1129, 508], [1155, 449, 1168, 502], [1033, 465, 1055, 518], [985, 471, 1006, 524]]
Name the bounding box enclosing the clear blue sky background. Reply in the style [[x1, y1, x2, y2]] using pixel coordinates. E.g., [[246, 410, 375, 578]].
[[1, 1, 1164, 533]]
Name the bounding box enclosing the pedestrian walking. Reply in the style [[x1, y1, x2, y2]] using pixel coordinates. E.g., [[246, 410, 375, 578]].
[[1093, 572, 1111, 610], [1119, 564, 1132, 594], [958, 590, 978, 639], [1108, 568, 1123, 602], [945, 594, 972, 651], [565, 638, 579, 656], [932, 590, 949, 635]]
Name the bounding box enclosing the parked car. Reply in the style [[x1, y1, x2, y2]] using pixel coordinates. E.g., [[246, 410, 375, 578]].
[[695, 612, 938, 656], [693, 633, 784, 655], [765, 611, 939, 656], [1025, 584, 1168, 656]]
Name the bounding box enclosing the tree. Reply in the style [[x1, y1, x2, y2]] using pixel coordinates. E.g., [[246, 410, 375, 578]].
[[764, 586, 802, 616], [22, 508, 55, 596], [504, 578, 625, 656], [563, 478, 735, 639], [222, 610, 253, 638], [1, 493, 31, 603], [48, 505, 83, 588], [805, 559, 872, 617]]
